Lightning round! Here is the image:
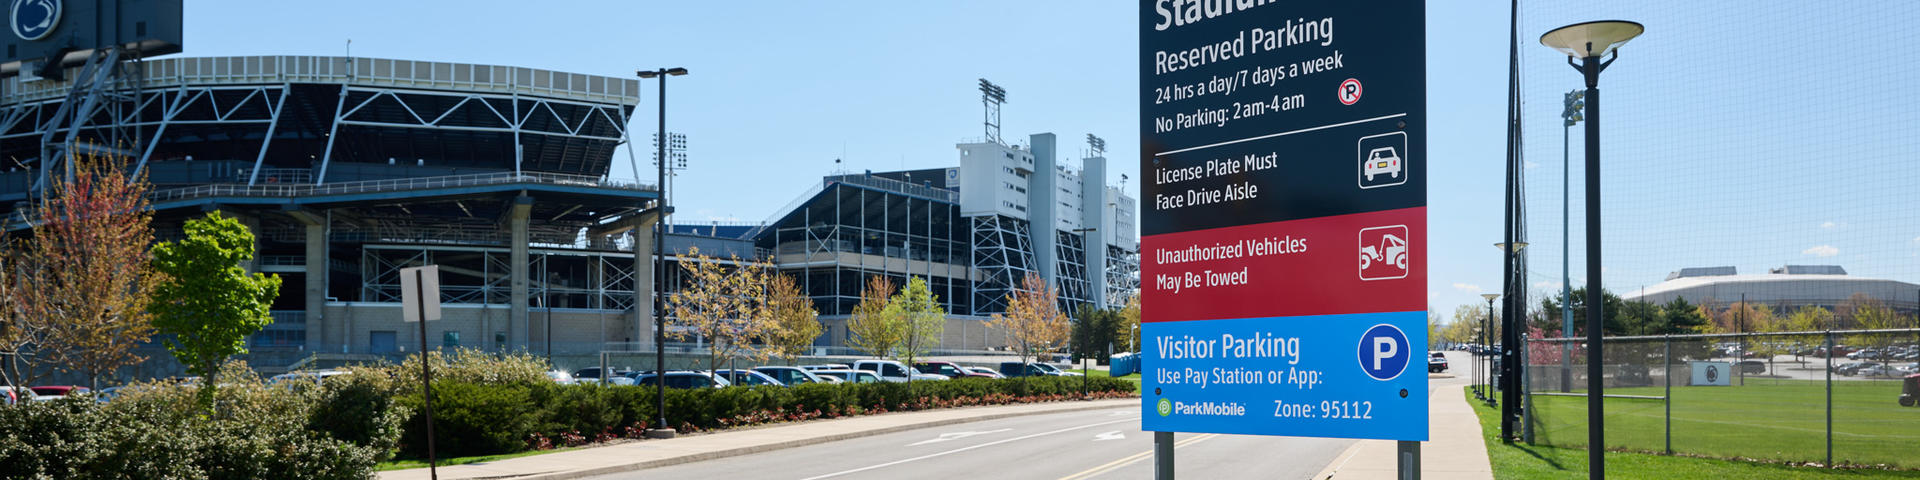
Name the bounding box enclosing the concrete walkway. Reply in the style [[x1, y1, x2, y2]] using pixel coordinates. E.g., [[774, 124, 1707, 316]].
[[1310, 383, 1493, 480], [378, 398, 1136, 480]]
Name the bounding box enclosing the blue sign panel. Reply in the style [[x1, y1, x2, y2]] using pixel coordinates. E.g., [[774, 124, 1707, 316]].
[[1140, 312, 1427, 440], [1138, 0, 1427, 441]]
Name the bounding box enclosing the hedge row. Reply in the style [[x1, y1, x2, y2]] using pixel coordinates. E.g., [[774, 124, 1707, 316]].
[[398, 376, 1136, 458], [0, 363, 398, 480]]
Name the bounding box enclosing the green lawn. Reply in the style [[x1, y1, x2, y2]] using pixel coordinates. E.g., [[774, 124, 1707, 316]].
[[1474, 389, 1920, 479], [377, 447, 580, 471], [1525, 378, 1920, 468]]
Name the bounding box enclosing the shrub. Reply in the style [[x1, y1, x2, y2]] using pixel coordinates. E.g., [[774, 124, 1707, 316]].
[[309, 374, 411, 461], [400, 382, 539, 458]]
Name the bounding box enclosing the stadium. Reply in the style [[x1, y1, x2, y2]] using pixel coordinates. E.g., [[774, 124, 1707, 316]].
[[0, 4, 1139, 375], [1624, 265, 1920, 321]]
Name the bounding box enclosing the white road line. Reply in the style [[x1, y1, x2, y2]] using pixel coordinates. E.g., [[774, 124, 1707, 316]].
[[1153, 113, 1406, 157], [797, 418, 1137, 480]]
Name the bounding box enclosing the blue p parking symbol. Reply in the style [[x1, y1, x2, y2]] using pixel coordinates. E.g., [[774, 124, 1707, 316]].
[[1357, 324, 1410, 381]]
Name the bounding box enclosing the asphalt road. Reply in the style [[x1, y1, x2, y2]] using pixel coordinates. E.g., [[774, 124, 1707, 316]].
[[600, 405, 1351, 480]]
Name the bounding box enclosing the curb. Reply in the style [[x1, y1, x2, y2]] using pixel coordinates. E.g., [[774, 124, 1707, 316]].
[[411, 398, 1139, 480]]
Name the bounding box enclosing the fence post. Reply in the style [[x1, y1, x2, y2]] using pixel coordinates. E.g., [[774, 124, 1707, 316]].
[[1664, 334, 1671, 455], [1825, 330, 1833, 467]]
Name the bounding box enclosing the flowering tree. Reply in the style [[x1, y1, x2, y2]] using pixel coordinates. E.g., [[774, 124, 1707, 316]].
[[7, 155, 159, 390], [757, 272, 821, 364], [988, 273, 1070, 369], [665, 246, 771, 379], [846, 276, 900, 359]]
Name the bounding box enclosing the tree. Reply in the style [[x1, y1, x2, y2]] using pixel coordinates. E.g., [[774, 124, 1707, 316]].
[[887, 276, 946, 373], [665, 246, 770, 379], [1540, 287, 1629, 336], [4, 155, 158, 391], [987, 273, 1070, 368], [1659, 297, 1712, 334], [1113, 293, 1141, 352], [846, 275, 901, 359], [149, 211, 281, 406], [758, 272, 821, 365], [1783, 305, 1835, 332], [1846, 297, 1902, 357], [1072, 305, 1120, 363]]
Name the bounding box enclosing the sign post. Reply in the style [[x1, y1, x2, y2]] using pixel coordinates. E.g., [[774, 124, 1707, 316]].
[[1139, 1, 1426, 477], [402, 265, 442, 480]]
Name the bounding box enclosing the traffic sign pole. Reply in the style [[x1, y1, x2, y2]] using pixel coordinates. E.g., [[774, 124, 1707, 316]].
[[1138, 0, 1428, 467], [1154, 431, 1174, 480], [415, 268, 438, 480]]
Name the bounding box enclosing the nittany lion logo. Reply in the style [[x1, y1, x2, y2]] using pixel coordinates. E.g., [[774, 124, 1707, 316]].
[[10, 0, 59, 41]]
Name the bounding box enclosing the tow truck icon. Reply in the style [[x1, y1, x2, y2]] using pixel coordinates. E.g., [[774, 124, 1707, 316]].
[[1358, 225, 1410, 280]]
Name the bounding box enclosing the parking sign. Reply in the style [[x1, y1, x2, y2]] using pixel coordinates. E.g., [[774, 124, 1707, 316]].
[[1139, 0, 1427, 441]]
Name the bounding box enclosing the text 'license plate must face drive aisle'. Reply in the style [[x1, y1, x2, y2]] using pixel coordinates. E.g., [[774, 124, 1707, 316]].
[[1138, 0, 1427, 441]]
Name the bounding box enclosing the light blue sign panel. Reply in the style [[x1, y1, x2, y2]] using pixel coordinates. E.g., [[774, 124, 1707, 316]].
[[1140, 311, 1428, 440]]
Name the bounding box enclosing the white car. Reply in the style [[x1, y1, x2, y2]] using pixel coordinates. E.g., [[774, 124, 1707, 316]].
[[852, 360, 948, 382], [1364, 147, 1402, 181]]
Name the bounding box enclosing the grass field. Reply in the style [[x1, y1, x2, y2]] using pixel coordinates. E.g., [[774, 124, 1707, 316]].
[[1475, 390, 1920, 479], [1525, 377, 1920, 469]]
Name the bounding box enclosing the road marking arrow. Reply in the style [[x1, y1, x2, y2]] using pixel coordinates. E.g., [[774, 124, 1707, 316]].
[[907, 428, 1013, 446], [1092, 430, 1126, 441]]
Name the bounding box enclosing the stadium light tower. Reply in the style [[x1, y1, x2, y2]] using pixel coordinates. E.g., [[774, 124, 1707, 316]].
[[1540, 19, 1644, 480], [637, 66, 688, 440], [1559, 90, 1583, 394], [979, 79, 1007, 144]]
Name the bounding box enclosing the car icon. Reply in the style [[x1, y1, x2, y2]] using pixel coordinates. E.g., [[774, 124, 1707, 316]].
[[1364, 147, 1402, 181]]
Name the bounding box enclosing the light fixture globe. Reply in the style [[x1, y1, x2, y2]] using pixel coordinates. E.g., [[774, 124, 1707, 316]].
[[1539, 20, 1644, 58], [1481, 293, 1502, 302]]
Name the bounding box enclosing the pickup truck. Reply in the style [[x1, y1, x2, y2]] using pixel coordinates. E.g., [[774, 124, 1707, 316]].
[[852, 360, 949, 382], [914, 361, 995, 379]]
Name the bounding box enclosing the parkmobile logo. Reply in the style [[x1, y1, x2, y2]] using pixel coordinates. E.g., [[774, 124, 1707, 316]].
[[11, 0, 58, 41]]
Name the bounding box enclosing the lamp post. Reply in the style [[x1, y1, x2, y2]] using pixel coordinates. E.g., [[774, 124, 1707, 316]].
[[1540, 20, 1643, 480], [1479, 293, 1500, 402], [637, 66, 688, 439], [1560, 90, 1583, 394], [1494, 241, 1527, 442], [1071, 226, 1097, 398]]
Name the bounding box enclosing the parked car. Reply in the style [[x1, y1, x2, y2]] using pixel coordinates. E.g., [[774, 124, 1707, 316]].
[[1737, 359, 1767, 375], [961, 366, 1006, 379], [713, 369, 784, 387], [1835, 361, 1882, 376], [811, 369, 882, 384], [571, 367, 632, 380], [852, 360, 947, 382], [753, 366, 827, 385], [1858, 364, 1899, 377], [999, 361, 1078, 378], [628, 371, 731, 389], [546, 370, 578, 385], [798, 364, 850, 371], [1898, 363, 1920, 376], [29, 386, 90, 402], [1428, 352, 1448, 373], [1, 387, 18, 405], [914, 361, 993, 379]]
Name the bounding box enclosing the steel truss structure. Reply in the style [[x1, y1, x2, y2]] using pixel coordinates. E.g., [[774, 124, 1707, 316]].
[[359, 245, 636, 311], [970, 214, 1037, 314]]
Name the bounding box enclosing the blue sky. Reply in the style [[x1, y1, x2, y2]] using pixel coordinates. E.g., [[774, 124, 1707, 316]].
[[181, 1, 1920, 324]]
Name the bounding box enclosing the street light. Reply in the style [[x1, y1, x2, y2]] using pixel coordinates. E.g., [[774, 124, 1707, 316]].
[[1072, 226, 1097, 398], [638, 66, 688, 440], [1479, 293, 1501, 402], [1541, 19, 1643, 480], [1494, 241, 1526, 442]]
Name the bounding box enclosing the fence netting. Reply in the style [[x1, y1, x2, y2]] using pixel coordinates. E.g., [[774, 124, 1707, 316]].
[[1526, 330, 1920, 467]]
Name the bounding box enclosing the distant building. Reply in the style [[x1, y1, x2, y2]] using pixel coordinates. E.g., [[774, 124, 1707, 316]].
[[744, 133, 1139, 349], [1625, 265, 1920, 318]]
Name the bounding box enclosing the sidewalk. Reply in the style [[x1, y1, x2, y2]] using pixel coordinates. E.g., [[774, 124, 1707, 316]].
[[1310, 383, 1493, 480], [378, 398, 1136, 480]]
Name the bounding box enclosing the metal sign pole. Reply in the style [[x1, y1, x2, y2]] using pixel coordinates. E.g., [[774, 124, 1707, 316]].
[[1154, 431, 1174, 480], [1398, 440, 1421, 480], [415, 269, 438, 480]]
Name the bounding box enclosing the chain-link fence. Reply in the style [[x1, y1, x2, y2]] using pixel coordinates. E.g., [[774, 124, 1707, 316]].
[[1525, 329, 1920, 468]]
